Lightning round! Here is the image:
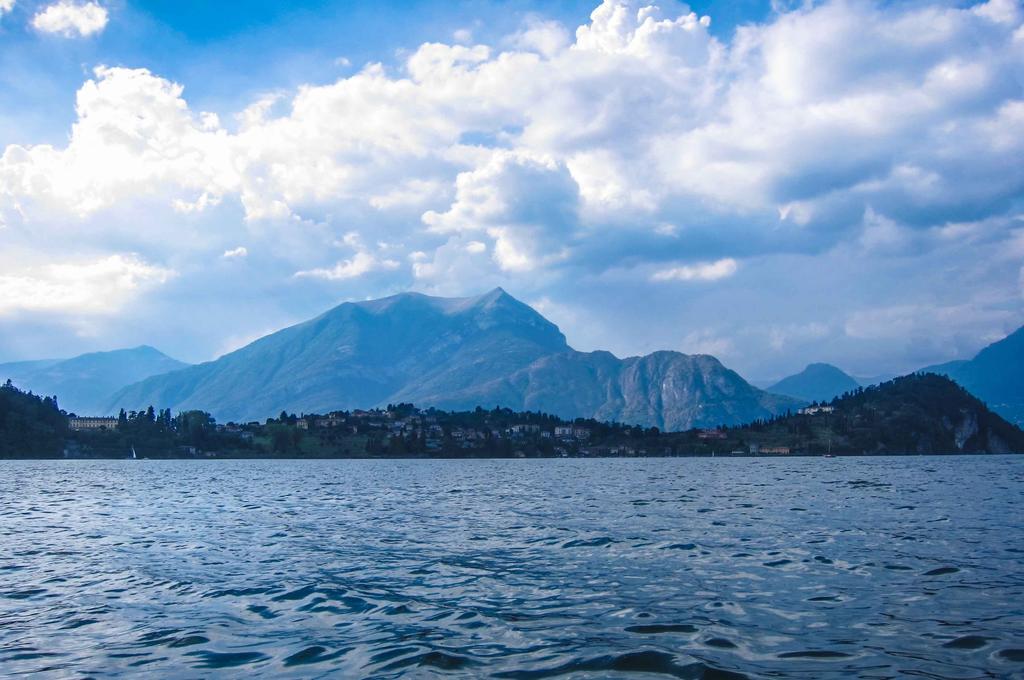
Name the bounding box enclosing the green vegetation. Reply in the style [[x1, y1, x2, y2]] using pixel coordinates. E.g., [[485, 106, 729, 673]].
[[0, 373, 1021, 458], [724, 373, 1024, 455], [67, 407, 257, 458], [0, 380, 67, 457]]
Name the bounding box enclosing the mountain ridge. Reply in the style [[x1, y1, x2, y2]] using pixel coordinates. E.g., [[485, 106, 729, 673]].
[[108, 289, 804, 429], [1, 346, 188, 416], [919, 326, 1024, 425]]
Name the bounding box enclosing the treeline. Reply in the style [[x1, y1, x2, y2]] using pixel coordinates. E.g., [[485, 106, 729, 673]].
[[0, 382, 255, 459], [731, 373, 1024, 454], [0, 380, 67, 457], [2, 374, 1022, 458], [71, 407, 256, 458]]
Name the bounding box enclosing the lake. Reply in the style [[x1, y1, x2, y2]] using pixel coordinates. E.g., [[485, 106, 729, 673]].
[[1, 456, 1022, 678]]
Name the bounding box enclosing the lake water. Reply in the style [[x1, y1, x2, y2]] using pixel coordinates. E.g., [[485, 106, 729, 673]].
[[1, 456, 1022, 678]]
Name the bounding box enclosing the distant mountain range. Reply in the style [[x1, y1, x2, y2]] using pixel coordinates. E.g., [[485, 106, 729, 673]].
[[107, 289, 803, 429], [919, 326, 1024, 426], [767, 363, 862, 403], [0, 346, 188, 416], [3, 290, 1021, 432], [429, 349, 798, 433], [765, 327, 1024, 426]]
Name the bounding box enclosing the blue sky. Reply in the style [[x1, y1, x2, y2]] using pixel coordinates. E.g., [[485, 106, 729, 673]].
[[1, 0, 773, 144], [0, 0, 1022, 382]]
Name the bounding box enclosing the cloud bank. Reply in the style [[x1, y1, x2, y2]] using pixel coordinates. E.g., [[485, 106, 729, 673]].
[[0, 0, 1022, 375]]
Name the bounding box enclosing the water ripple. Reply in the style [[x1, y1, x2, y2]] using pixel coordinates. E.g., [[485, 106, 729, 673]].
[[0, 456, 1021, 677]]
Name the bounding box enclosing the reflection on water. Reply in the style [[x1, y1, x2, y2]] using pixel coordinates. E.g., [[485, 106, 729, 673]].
[[1, 456, 1022, 678]]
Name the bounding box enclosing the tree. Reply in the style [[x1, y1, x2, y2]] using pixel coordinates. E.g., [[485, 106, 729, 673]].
[[176, 410, 216, 447], [0, 382, 68, 458]]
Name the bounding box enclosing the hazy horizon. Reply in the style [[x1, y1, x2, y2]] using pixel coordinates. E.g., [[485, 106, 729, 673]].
[[0, 286, 1011, 385]]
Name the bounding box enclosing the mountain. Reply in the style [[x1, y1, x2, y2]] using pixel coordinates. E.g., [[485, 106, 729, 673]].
[[736, 373, 1024, 454], [919, 326, 1024, 426], [767, 363, 862, 403], [431, 350, 799, 432], [0, 358, 61, 380], [109, 289, 803, 429], [110, 289, 570, 422], [1, 346, 188, 416]]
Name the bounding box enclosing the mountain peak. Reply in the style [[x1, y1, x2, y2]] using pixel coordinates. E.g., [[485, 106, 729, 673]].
[[105, 289, 796, 429], [805, 362, 840, 371], [479, 286, 509, 300], [768, 362, 860, 403], [341, 288, 523, 318]]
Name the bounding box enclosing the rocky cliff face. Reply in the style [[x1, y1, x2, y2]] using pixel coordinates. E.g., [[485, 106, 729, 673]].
[[952, 410, 978, 451], [437, 351, 801, 431]]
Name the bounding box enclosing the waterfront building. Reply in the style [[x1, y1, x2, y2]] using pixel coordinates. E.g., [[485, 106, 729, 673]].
[[68, 417, 118, 431]]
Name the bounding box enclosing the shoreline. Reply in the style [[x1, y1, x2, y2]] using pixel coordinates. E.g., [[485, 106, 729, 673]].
[[3, 451, 1020, 461]]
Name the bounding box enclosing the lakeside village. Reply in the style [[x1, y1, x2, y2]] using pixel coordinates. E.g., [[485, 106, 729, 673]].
[[61, 402, 831, 459], [5, 373, 1018, 459]]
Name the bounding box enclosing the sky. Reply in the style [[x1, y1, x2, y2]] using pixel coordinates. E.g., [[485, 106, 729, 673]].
[[0, 0, 1022, 382]]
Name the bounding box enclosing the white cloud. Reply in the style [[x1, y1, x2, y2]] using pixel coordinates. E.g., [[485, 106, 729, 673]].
[[858, 208, 913, 253], [423, 150, 578, 272], [575, 0, 712, 64], [369, 178, 446, 210], [680, 329, 734, 358], [32, 1, 108, 37], [6, 0, 1022, 256], [0, 0, 1023, 370], [510, 18, 570, 57], [974, 0, 1022, 25], [0, 0, 15, 18], [844, 304, 1015, 342], [294, 252, 400, 280], [766, 321, 830, 352], [222, 246, 248, 259], [1, 66, 236, 219], [652, 258, 738, 282], [0, 254, 172, 316]]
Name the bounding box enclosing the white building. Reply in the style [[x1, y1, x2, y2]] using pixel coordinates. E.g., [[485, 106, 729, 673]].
[[798, 405, 835, 415], [68, 417, 118, 431]]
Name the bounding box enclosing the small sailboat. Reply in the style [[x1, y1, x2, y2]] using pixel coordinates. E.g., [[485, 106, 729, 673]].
[[130, 446, 137, 460]]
